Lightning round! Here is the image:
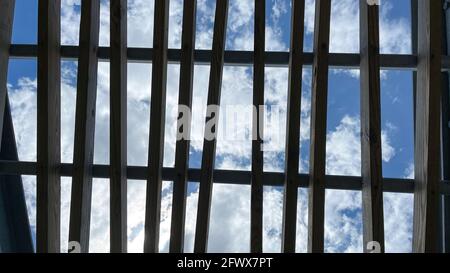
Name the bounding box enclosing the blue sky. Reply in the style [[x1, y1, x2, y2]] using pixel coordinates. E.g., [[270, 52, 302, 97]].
[[6, 0, 415, 253]]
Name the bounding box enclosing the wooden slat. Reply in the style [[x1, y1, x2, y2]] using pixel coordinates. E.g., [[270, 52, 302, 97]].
[[144, 0, 170, 253], [359, 0, 384, 253], [307, 0, 331, 253], [281, 0, 305, 253], [169, 0, 197, 253], [110, 0, 127, 253], [194, 0, 229, 253], [37, 0, 61, 253], [250, 0, 265, 254], [413, 0, 442, 253], [69, 0, 101, 253], [0, 0, 15, 143], [442, 0, 450, 253]]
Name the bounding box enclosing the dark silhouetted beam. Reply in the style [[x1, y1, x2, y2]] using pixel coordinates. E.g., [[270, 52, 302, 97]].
[[69, 0, 101, 253], [144, 0, 170, 253], [194, 0, 229, 253], [170, 0, 197, 253], [251, 0, 265, 254], [308, 0, 331, 253], [37, 0, 61, 253], [282, 0, 305, 254], [110, 0, 128, 253]]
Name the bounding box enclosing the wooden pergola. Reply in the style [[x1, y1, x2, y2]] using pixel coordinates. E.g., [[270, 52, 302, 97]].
[[0, 0, 449, 253]]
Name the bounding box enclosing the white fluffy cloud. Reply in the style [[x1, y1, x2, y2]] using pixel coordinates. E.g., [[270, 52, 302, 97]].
[[7, 0, 414, 253]]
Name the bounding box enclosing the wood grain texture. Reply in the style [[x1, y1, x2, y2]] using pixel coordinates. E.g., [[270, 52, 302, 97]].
[[251, 0, 265, 254], [170, 0, 197, 253], [282, 0, 305, 253], [413, 0, 442, 253], [144, 0, 170, 253], [194, 0, 229, 253], [307, 0, 331, 253], [37, 0, 61, 253], [110, 0, 127, 253], [69, 0, 100, 253], [359, 0, 384, 253]]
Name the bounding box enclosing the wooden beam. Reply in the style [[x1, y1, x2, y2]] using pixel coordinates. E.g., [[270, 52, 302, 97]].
[[169, 0, 197, 253], [69, 0, 101, 253], [250, 0, 265, 254], [144, 0, 170, 253], [307, 0, 331, 253], [281, 0, 305, 253], [194, 0, 229, 253], [0, 0, 15, 144], [37, 0, 61, 253], [413, 0, 442, 253], [359, 0, 384, 253], [110, 0, 127, 253], [10, 44, 441, 70]]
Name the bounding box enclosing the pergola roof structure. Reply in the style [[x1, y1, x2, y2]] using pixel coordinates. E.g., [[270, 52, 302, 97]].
[[0, 0, 449, 253]]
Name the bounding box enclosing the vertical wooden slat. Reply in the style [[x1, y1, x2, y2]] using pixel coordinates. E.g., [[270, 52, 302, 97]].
[[37, 0, 61, 253], [144, 0, 170, 253], [307, 0, 331, 253], [359, 0, 384, 253], [281, 0, 305, 254], [110, 0, 127, 253], [169, 0, 197, 253], [413, 0, 442, 253], [251, 0, 265, 254], [194, 0, 229, 253], [69, 0, 101, 253], [0, 0, 15, 142], [442, 0, 450, 253]]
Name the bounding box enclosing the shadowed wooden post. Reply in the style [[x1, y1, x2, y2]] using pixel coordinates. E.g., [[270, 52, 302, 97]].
[[251, 0, 265, 253], [413, 0, 442, 253], [359, 0, 385, 253], [170, 0, 197, 253], [110, 0, 128, 253], [144, 0, 170, 253], [194, 0, 229, 253], [282, 0, 305, 253], [0, 0, 15, 142], [0, 0, 34, 253], [307, 0, 331, 253], [37, 0, 61, 253], [69, 0, 101, 253]]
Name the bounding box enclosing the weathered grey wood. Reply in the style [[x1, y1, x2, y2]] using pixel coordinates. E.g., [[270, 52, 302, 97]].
[[251, 0, 265, 254], [194, 0, 229, 253], [0, 0, 15, 145], [359, 0, 384, 253], [144, 0, 170, 253], [282, 0, 305, 254], [69, 0, 101, 253], [170, 0, 197, 253], [37, 0, 61, 253], [110, 0, 127, 253], [413, 0, 442, 253], [307, 0, 331, 253]]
